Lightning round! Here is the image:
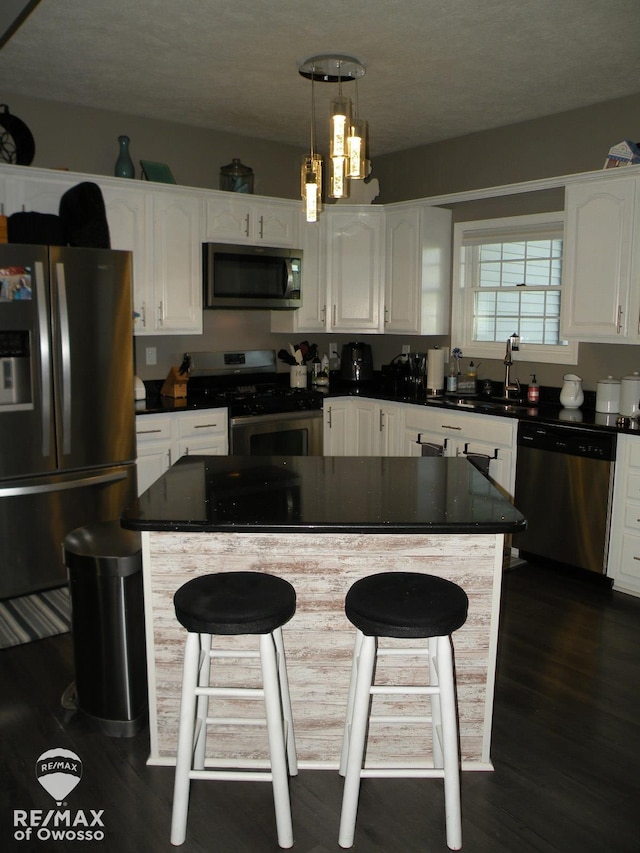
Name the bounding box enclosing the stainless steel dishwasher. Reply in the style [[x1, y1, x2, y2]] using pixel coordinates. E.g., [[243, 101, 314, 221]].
[[513, 421, 616, 574]]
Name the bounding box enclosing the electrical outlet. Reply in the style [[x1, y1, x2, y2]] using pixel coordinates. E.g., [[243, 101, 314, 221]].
[[401, 344, 410, 354], [145, 346, 157, 366], [329, 341, 339, 370]]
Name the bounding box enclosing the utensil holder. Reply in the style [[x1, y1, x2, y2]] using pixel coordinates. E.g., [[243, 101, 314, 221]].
[[290, 365, 307, 388]]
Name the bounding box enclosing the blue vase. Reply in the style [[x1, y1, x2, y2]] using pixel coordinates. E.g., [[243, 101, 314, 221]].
[[115, 135, 135, 179]]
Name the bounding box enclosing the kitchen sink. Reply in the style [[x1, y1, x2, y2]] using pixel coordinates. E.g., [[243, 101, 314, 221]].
[[447, 398, 530, 415]]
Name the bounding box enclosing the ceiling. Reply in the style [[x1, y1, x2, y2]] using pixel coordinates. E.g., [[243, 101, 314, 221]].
[[1, 0, 639, 158]]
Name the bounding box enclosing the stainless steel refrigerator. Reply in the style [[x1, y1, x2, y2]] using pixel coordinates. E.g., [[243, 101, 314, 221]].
[[0, 244, 136, 599]]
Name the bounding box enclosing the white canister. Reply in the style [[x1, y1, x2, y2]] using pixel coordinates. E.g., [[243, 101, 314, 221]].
[[595, 376, 621, 414], [619, 372, 640, 417], [290, 364, 307, 388]]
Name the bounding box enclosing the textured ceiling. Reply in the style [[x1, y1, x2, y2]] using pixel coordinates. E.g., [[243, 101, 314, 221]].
[[1, 0, 639, 157]]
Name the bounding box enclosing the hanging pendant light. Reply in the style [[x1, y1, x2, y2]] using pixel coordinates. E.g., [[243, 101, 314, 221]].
[[300, 71, 323, 222], [299, 54, 369, 212]]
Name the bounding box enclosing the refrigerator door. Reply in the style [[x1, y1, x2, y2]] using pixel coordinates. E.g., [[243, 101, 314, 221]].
[[50, 247, 135, 471], [0, 462, 136, 599], [0, 244, 57, 479]]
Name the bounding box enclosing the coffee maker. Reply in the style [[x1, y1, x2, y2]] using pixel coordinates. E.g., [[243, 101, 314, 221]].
[[340, 342, 374, 383]]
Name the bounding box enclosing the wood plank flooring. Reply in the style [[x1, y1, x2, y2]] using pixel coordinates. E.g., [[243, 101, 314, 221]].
[[1, 560, 639, 852]]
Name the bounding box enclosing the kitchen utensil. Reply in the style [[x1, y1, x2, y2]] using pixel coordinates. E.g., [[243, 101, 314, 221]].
[[620, 372, 640, 416], [559, 374, 584, 409], [595, 376, 621, 413], [340, 342, 373, 383]]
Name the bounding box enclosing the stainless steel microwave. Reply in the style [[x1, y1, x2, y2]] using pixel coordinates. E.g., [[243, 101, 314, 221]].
[[203, 243, 302, 309]]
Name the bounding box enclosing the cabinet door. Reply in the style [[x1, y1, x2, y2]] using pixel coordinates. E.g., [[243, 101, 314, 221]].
[[561, 177, 637, 342], [327, 209, 384, 332], [379, 402, 403, 456], [175, 409, 228, 458], [176, 435, 228, 458], [3, 170, 74, 215], [384, 204, 451, 335], [271, 214, 327, 334], [323, 399, 354, 455], [102, 185, 151, 334], [136, 414, 174, 495], [151, 191, 202, 333], [204, 194, 298, 245], [608, 434, 640, 596], [351, 399, 379, 456]]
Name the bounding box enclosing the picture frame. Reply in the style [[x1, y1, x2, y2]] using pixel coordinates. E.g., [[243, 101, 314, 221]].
[[140, 160, 176, 184]]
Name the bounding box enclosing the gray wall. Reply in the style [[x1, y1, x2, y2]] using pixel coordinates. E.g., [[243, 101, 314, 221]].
[[4, 90, 640, 392]]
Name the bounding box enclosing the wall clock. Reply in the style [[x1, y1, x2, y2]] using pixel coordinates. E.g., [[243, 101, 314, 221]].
[[0, 104, 35, 165]]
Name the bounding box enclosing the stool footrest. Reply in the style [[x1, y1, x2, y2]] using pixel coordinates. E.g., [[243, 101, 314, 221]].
[[195, 686, 264, 699], [205, 716, 267, 726], [189, 769, 273, 783], [370, 714, 432, 724], [360, 767, 445, 780], [370, 685, 438, 696]]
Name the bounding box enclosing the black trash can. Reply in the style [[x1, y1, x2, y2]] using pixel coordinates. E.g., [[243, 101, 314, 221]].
[[63, 520, 147, 737]]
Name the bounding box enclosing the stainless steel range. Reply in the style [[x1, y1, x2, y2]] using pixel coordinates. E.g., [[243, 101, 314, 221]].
[[187, 350, 323, 456]]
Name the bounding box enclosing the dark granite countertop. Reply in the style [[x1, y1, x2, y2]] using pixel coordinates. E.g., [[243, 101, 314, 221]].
[[134, 375, 638, 434], [122, 454, 526, 535]]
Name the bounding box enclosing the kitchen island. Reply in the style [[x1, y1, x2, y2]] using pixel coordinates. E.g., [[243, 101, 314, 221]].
[[122, 455, 525, 771]]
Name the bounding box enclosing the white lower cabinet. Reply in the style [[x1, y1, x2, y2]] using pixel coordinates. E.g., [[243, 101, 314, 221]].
[[607, 434, 640, 597], [401, 406, 516, 499], [323, 398, 403, 457], [323, 398, 515, 496], [136, 409, 228, 495]]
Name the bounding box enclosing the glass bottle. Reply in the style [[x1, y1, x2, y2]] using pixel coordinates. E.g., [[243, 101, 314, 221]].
[[219, 158, 254, 193]]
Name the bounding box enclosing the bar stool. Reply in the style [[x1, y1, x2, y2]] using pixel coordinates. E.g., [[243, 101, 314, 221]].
[[170, 571, 297, 848], [338, 572, 469, 850]]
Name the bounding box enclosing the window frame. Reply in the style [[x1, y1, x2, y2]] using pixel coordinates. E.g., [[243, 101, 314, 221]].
[[451, 212, 579, 365]]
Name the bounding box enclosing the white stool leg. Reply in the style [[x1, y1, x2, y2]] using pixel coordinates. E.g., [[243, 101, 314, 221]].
[[436, 634, 462, 851], [339, 630, 364, 776], [338, 633, 377, 849], [193, 633, 211, 770], [429, 635, 444, 769], [170, 631, 201, 846], [273, 626, 298, 776], [260, 632, 294, 849]]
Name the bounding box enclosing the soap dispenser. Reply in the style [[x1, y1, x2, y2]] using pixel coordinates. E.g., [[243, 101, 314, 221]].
[[527, 374, 539, 404]]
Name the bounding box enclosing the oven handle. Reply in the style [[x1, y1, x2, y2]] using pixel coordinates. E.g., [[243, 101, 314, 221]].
[[230, 409, 323, 428]]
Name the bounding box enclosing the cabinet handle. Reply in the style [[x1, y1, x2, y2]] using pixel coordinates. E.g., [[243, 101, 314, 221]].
[[321, 304, 326, 323], [158, 301, 163, 325], [379, 410, 384, 431], [333, 304, 337, 326], [259, 216, 264, 239], [463, 443, 499, 460], [137, 428, 162, 435], [441, 423, 463, 431], [617, 305, 623, 334], [327, 406, 332, 428], [167, 449, 172, 465], [244, 214, 250, 237], [185, 446, 189, 455], [141, 303, 146, 327], [384, 305, 389, 324], [194, 423, 218, 429]]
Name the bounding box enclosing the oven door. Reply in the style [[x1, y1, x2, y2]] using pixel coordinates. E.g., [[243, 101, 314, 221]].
[[230, 410, 323, 456]]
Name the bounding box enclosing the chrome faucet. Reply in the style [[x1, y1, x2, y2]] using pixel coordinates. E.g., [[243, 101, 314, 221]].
[[503, 333, 521, 400]]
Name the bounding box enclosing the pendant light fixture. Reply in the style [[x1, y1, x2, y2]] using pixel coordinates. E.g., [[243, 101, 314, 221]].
[[299, 54, 368, 211], [300, 72, 322, 223]]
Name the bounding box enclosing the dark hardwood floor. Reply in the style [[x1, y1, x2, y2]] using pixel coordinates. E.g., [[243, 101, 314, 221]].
[[1, 561, 639, 852]]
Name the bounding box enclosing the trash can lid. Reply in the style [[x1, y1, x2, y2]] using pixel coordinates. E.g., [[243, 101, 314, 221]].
[[63, 520, 142, 578]]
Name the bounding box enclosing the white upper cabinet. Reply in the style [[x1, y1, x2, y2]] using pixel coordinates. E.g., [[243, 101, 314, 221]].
[[203, 193, 299, 246], [561, 176, 639, 342], [270, 214, 327, 334], [101, 184, 152, 334], [326, 207, 385, 333], [384, 203, 452, 335], [149, 189, 203, 334]]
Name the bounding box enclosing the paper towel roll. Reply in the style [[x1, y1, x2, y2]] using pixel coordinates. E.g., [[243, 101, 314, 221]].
[[426, 348, 445, 394]]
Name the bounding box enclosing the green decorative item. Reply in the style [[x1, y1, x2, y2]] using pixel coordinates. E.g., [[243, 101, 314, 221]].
[[114, 135, 135, 178]]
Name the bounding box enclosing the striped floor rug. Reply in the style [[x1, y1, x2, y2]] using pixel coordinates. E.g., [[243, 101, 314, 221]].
[[0, 587, 71, 649]]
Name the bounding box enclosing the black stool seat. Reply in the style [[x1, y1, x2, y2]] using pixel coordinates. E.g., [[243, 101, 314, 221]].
[[345, 572, 468, 638], [174, 571, 296, 635]]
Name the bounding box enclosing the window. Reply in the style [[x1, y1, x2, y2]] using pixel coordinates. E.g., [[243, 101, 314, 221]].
[[451, 213, 578, 365]]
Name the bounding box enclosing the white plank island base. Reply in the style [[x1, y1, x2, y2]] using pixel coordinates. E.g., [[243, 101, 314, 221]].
[[122, 456, 526, 772]]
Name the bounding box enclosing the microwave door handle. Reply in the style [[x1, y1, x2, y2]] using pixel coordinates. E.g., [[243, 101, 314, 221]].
[[283, 258, 294, 297]]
